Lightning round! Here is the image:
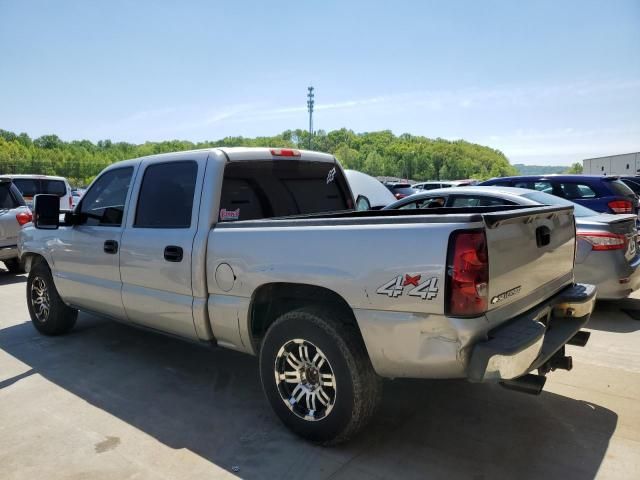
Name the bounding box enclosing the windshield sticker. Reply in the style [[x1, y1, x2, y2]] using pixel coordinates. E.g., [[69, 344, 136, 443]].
[[219, 208, 240, 221], [377, 274, 439, 300], [326, 167, 336, 184]]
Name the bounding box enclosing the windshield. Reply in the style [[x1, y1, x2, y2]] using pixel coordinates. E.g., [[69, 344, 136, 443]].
[[521, 191, 599, 217]]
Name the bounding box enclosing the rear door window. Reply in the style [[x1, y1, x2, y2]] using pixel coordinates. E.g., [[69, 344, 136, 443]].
[[450, 195, 515, 207], [135, 161, 198, 228], [219, 161, 351, 221]]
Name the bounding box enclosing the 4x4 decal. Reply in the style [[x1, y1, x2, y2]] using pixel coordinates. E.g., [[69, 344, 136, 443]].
[[376, 274, 439, 300]]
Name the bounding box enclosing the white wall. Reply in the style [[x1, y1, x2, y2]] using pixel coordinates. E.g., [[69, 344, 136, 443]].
[[583, 152, 639, 175]]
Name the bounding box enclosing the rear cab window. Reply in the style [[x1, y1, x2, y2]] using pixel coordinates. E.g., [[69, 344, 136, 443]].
[[219, 160, 351, 221]]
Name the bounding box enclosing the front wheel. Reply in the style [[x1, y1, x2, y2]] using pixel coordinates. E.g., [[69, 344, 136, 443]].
[[27, 262, 77, 335], [259, 306, 382, 445]]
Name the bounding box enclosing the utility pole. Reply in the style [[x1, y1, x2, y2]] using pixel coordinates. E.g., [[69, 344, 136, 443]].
[[307, 86, 314, 149]]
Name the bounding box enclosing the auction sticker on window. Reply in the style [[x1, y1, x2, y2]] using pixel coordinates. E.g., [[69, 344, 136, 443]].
[[219, 208, 240, 221]]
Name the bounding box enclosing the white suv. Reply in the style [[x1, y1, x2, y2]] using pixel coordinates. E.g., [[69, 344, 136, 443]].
[[0, 175, 73, 211]]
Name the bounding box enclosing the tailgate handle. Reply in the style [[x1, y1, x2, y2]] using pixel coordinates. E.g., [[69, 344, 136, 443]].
[[536, 226, 551, 247]]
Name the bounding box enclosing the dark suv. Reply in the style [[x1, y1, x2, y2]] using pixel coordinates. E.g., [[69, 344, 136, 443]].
[[479, 175, 638, 214]]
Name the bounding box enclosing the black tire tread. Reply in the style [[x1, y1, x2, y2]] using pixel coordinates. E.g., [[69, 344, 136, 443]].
[[27, 262, 77, 335], [4, 258, 25, 273], [261, 305, 382, 445]]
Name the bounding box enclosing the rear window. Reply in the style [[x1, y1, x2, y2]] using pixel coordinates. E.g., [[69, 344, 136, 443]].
[[607, 179, 636, 197], [219, 161, 351, 221], [11, 178, 67, 197], [0, 183, 21, 209], [520, 191, 598, 217], [42, 180, 67, 196], [12, 178, 39, 197], [621, 179, 640, 194], [558, 183, 596, 199]]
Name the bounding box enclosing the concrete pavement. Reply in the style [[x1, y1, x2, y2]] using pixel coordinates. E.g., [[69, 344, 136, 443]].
[[1, 269, 639, 479]]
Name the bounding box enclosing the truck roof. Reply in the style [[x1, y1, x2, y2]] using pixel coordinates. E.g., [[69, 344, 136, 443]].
[[106, 147, 336, 168]]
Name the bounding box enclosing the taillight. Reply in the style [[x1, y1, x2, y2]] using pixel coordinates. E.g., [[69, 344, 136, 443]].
[[578, 231, 626, 251], [16, 211, 33, 226], [69, 196, 73, 208], [270, 148, 301, 157], [395, 193, 407, 199], [446, 230, 489, 317], [608, 200, 633, 214]]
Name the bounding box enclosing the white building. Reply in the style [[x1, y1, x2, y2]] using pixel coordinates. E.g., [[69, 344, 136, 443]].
[[583, 152, 640, 176]]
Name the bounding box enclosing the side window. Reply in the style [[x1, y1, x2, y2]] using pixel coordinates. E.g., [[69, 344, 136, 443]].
[[451, 196, 481, 207], [135, 161, 197, 228], [416, 197, 446, 208], [398, 202, 418, 210], [0, 183, 19, 208], [559, 183, 596, 199], [80, 167, 134, 227]]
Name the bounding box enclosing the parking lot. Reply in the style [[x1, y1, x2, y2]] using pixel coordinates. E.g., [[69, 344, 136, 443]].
[[1, 269, 638, 480]]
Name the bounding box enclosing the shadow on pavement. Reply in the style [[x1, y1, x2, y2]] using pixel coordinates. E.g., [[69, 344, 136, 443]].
[[0, 314, 618, 480], [0, 271, 26, 286], [591, 299, 640, 332]]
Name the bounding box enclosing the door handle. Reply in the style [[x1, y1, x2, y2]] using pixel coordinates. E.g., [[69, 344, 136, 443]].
[[104, 240, 118, 254], [164, 245, 183, 262]]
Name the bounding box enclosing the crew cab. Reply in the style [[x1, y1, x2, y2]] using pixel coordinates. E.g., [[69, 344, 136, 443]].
[[19, 148, 595, 444]]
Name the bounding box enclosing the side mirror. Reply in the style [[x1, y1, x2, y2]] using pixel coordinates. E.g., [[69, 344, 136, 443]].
[[34, 194, 60, 230], [355, 195, 371, 211]]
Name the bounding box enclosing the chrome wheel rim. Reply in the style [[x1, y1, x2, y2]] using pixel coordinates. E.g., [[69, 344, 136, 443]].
[[31, 276, 50, 322], [274, 339, 337, 422]]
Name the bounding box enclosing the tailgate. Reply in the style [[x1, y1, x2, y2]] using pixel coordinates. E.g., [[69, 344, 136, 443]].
[[482, 206, 576, 313]]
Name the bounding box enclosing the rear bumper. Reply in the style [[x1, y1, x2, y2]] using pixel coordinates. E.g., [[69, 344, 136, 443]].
[[468, 283, 596, 382], [576, 252, 640, 300], [0, 244, 18, 261]]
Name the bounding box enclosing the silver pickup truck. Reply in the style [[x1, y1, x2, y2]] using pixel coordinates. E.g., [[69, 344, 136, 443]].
[[19, 147, 596, 444]]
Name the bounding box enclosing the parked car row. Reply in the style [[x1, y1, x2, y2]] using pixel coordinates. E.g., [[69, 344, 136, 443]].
[[348, 171, 640, 301], [0, 175, 86, 273], [384, 186, 640, 300]]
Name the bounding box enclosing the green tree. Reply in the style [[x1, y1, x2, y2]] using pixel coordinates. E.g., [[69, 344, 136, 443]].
[[565, 162, 583, 174]]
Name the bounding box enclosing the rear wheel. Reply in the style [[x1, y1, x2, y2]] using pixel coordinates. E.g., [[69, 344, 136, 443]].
[[27, 262, 77, 335], [259, 306, 382, 444], [3, 258, 25, 273]]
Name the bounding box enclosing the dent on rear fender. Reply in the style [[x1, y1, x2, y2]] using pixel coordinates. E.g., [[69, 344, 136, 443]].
[[352, 308, 486, 379]]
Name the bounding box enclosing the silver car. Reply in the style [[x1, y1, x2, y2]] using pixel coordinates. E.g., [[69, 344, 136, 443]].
[[385, 186, 640, 299], [0, 179, 31, 272]]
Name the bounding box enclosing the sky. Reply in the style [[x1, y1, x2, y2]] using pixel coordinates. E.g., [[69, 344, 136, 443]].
[[1, 0, 639, 165]]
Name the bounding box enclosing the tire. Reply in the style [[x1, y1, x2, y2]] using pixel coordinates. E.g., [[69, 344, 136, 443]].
[[26, 261, 77, 335], [259, 306, 382, 445], [4, 258, 25, 273]]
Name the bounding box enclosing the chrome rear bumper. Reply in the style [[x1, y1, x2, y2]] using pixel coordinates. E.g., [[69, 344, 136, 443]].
[[468, 283, 596, 382]]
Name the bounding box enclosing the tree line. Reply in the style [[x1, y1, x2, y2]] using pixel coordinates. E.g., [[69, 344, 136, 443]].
[[0, 128, 519, 187]]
